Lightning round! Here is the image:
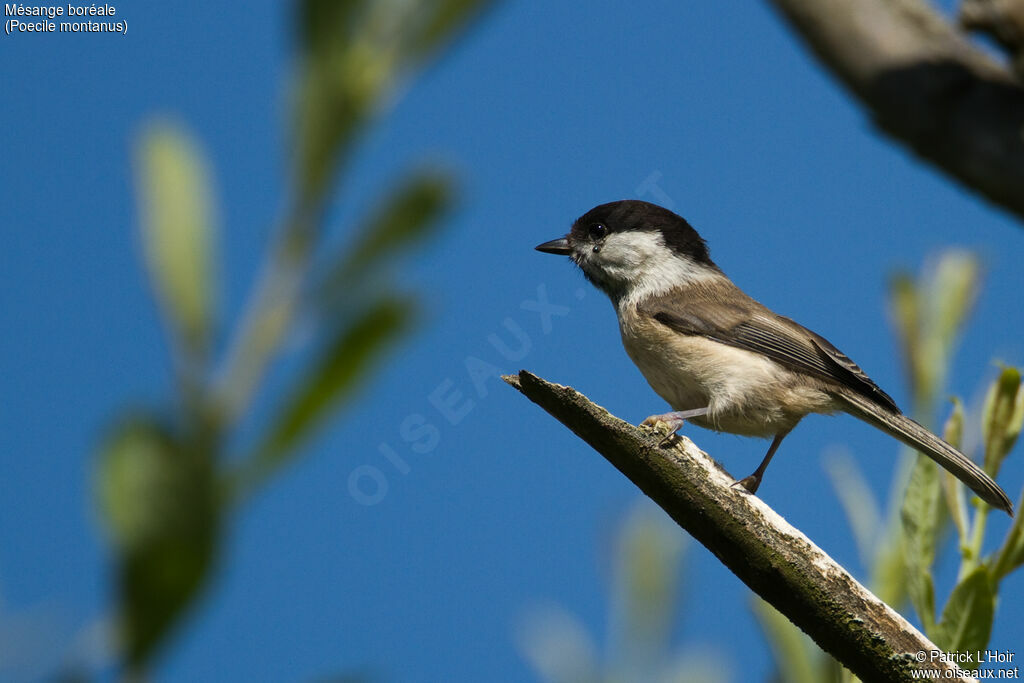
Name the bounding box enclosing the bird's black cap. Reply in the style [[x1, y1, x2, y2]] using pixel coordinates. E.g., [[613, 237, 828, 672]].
[[569, 200, 715, 265]]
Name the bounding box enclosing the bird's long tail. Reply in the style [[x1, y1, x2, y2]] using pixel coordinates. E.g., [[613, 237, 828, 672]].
[[837, 391, 1013, 516]]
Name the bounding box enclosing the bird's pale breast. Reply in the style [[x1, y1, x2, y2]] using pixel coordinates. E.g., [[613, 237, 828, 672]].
[[616, 304, 838, 437]]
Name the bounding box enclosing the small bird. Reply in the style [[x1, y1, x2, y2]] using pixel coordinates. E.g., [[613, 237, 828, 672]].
[[536, 200, 1013, 515]]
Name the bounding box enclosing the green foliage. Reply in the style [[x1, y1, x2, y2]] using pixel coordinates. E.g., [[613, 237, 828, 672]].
[[901, 453, 941, 632], [823, 451, 882, 566], [93, 0, 492, 676], [941, 401, 970, 541], [931, 566, 994, 654], [293, 0, 486, 204], [751, 598, 826, 683], [319, 170, 454, 297], [898, 365, 1024, 660], [993, 499, 1024, 580], [988, 370, 1024, 581], [614, 502, 684, 673], [97, 418, 218, 670], [241, 295, 415, 491], [981, 366, 1024, 478], [135, 123, 218, 360], [270, 296, 413, 454], [888, 251, 980, 415]]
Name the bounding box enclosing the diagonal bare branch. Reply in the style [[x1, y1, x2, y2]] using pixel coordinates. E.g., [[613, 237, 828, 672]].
[[504, 369, 973, 683]]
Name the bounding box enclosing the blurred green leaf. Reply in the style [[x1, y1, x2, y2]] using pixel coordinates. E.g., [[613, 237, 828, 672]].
[[293, 56, 372, 207], [993, 502, 1024, 582], [613, 503, 684, 672], [901, 454, 942, 632], [942, 398, 965, 451], [824, 450, 881, 568], [659, 652, 732, 683], [932, 566, 994, 653], [98, 419, 175, 551], [119, 526, 216, 673], [888, 272, 923, 399], [870, 531, 909, 608], [299, 0, 365, 54], [136, 121, 218, 358], [96, 418, 218, 670], [868, 453, 916, 608], [318, 170, 453, 302], [888, 253, 981, 415], [931, 251, 980, 348], [293, 0, 489, 207], [244, 296, 414, 486], [405, 0, 492, 59], [515, 605, 601, 683], [990, 370, 1024, 579], [293, 0, 378, 202], [940, 400, 969, 545], [980, 366, 1023, 477], [751, 599, 821, 683]]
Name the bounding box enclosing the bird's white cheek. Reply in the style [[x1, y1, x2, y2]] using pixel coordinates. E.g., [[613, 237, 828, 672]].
[[594, 237, 650, 269], [584, 235, 654, 283]]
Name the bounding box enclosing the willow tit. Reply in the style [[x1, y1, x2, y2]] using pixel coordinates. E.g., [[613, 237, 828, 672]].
[[536, 200, 1012, 515]]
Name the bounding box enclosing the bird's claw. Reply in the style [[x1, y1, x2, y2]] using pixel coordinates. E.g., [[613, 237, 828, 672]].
[[640, 413, 686, 447], [732, 475, 761, 494]]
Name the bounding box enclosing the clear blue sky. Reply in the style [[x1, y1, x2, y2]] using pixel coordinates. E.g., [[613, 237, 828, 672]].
[[2, 1, 1023, 681]]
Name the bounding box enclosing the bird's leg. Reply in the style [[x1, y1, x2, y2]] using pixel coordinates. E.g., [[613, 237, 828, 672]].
[[640, 407, 710, 445], [733, 430, 790, 494]]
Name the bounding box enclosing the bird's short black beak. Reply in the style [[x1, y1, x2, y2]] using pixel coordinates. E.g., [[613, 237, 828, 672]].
[[535, 237, 571, 255]]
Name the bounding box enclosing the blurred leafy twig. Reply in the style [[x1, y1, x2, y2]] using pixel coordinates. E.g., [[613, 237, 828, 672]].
[[94, 0, 491, 677]]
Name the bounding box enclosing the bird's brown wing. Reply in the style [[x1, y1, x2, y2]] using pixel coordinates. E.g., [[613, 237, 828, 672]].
[[642, 294, 900, 413]]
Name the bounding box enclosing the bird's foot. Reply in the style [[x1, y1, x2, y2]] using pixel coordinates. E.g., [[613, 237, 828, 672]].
[[639, 408, 709, 446], [640, 412, 686, 436], [732, 474, 761, 494], [730, 431, 788, 496]]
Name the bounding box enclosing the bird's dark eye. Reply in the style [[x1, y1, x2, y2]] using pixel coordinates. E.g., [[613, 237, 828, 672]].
[[589, 223, 607, 240]]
